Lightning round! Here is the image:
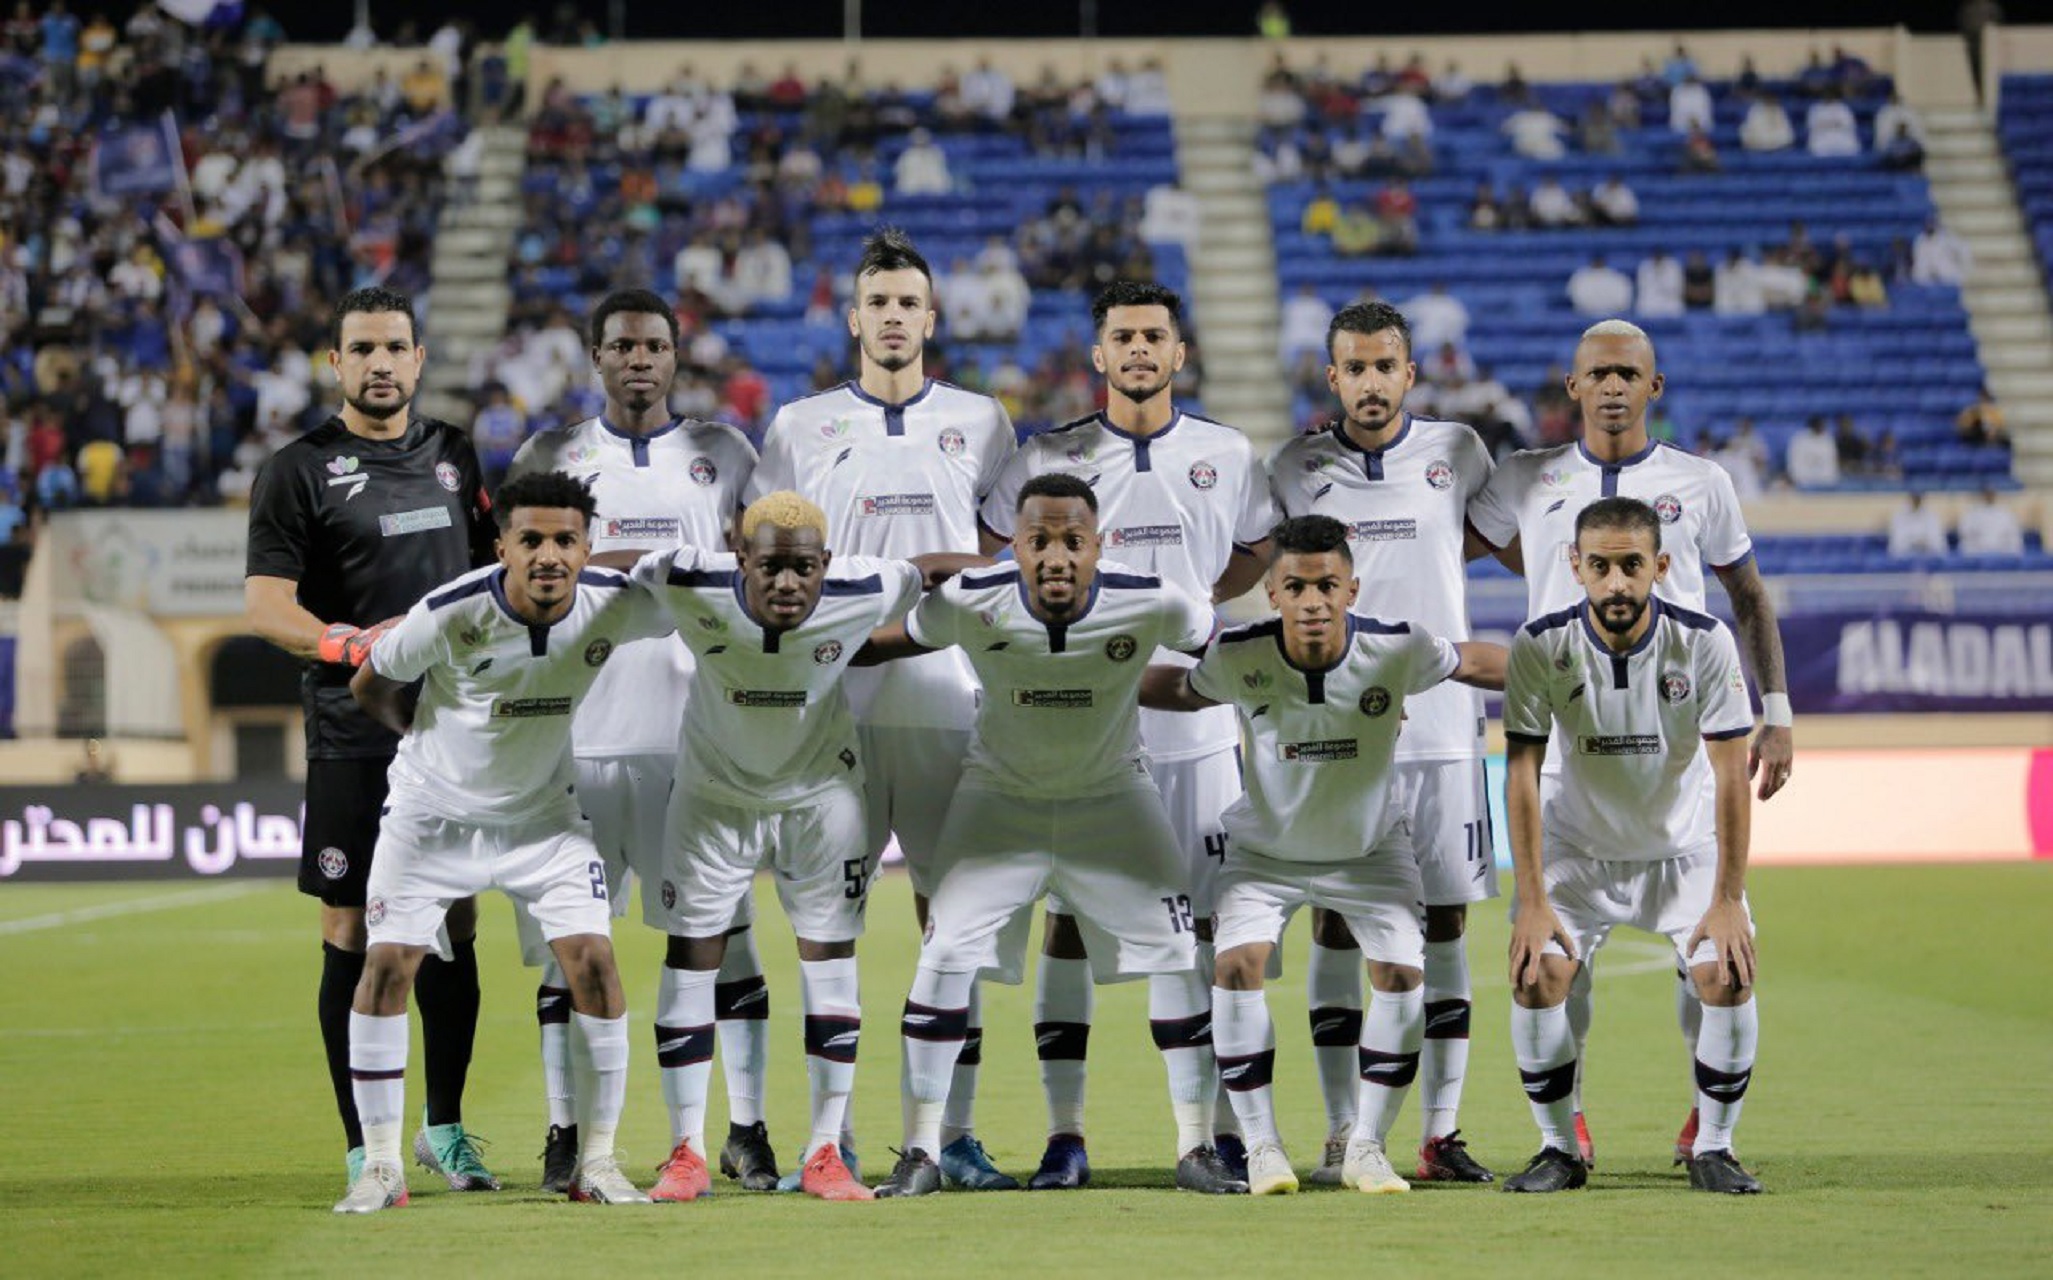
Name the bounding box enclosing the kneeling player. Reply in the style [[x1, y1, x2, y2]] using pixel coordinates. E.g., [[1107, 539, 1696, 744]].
[[619, 492, 967, 1203], [1501, 497, 1762, 1195], [337, 472, 673, 1212], [861, 473, 1244, 1197], [1143, 516, 1504, 1195]]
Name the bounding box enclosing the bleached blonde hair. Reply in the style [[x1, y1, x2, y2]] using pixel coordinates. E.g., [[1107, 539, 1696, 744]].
[[1580, 318, 1656, 362], [740, 490, 829, 542]]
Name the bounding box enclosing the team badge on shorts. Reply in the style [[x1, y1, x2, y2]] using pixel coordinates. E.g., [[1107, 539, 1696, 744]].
[[1661, 670, 1693, 703], [1188, 461, 1218, 490], [1424, 459, 1455, 490], [1104, 634, 1138, 661], [585, 638, 614, 667], [365, 898, 386, 925], [689, 455, 718, 485], [317, 847, 349, 880], [1359, 686, 1392, 716], [1653, 493, 1683, 524], [814, 640, 844, 665], [435, 461, 461, 492], [661, 880, 677, 909], [938, 428, 966, 456]]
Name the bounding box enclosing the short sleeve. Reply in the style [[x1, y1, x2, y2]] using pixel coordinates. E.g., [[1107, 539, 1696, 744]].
[[1403, 628, 1462, 695], [718, 431, 760, 514], [1233, 445, 1281, 546], [906, 578, 969, 650], [628, 544, 705, 594], [1697, 464, 1755, 571], [1265, 443, 1308, 518], [1187, 635, 1238, 706], [1466, 457, 1523, 549], [1696, 625, 1755, 740], [879, 559, 924, 625], [244, 452, 312, 581], [975, 404, 1019, 501], [369, 598, 445, 684], [1501, 630, 1555, 743], [1456, 425, 1496, 502], [745, 412, 796, 503], [977, 446, 1032, 539], [447, 434, 497, 567], [1157, 584, 1216, 654], [503, 432, 552, 484]]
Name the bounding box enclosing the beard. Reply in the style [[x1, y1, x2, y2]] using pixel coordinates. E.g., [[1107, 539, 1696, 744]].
[[343, 384, 413, 421], [1109, 370, 1173, 404], [861, 333, 921, 373], [1594, 593, 1648, 634]]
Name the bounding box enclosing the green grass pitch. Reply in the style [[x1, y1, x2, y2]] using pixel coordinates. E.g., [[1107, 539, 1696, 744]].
[[2, 863, 2049, 1277]]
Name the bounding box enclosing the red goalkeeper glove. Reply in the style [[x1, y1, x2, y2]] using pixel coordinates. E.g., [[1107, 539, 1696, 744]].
[[317, 619, 397, 667]]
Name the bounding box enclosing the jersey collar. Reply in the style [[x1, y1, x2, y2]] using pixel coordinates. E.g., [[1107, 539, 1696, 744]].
[[598, 415, 681, 468], [1016, 572, 1100, 653], [1577, 436, 1660, 469], [845, 378, 934, 436], [1273, 614, 1355, 704], [1098, 410, 1181, 473], [1578, 596, 1662, 688], [488, 567, 564, 656], [1333, 414, 1411, 481]]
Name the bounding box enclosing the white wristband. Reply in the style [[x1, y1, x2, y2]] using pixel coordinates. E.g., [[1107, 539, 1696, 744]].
[[1761, 693, 1793, 728]]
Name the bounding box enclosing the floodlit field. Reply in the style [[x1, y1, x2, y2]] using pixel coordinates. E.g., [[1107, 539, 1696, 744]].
[[2, 864, 2048, 1277]]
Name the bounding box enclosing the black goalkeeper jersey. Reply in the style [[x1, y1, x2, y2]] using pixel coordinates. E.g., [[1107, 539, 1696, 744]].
[[246, 414, 497, 760]]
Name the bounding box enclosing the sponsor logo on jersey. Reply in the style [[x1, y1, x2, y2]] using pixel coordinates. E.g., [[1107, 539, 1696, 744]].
[[1661, 670, 1692, 703], [1345, 518, 1417, 543], [1359, 686, 1392, 716], [661, 880, 677, 909], [1578, 734, 1664, 756], [1313, 481, 1334, 500], [821, 417, 853, 439], [1278, 739, 1360, 762], [584, 639, 613, 668], [1653, 493, 1683, 524], [696, 615, 725, 631], [471, 658, 494, 676], [458, 624, 485, 648], [840, 747, 857, 770], [1013, 689, 1094, 708], [1242, 668, 1273, 690], [1064, 440, 1096, 464], [858, 493, 938, 517], [1188, 460, 1218, 490], [1425, 459, 1455, 490], [1104, 634, 1137, 662], [1107, 524, 1183, 548], [1729, 668, 1746, 692], [689, 455, 718, 486], [1545, 498, 1568, 515], [832, 447, 854, 468], [814, 640, 844, 665], [1540, 466, 1570, 487], [325, 455, 368, 500], [603, 516, 681, 541], [1304, 454, 1331, 472], [493, 696, 574, 718], [378, 506, 455, 537], [729, 690, 808, 708], [435, 461, 461, 492], [317, 847, 348, 879], [565, 444, 598, 466], [938, 427, 966, 456]]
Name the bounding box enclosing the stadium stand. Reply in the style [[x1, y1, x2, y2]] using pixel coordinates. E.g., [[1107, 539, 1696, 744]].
[[1258, 61, 2017, 494], [1999, 73, 2053, 308]]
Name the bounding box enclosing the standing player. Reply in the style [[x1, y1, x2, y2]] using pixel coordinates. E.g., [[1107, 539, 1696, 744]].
[[979, 280, 1276, 1187], [863, 474, 1247, 1197], [615, 491, 969, 1202], [504, 289, 766, 1192], [1267, 301, 1499, 1185], [747, 227, 1020, 1190], [337, 471, 675, 1211], [1499, 497, 1762, 1195], [1467, 319, 1791, 1165], [1140, 516, 1505, 1195], [245, 287, 499, 1196]]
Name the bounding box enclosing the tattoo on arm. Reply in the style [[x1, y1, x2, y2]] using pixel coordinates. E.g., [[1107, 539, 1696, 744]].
[[1720, 561, 1787, 694]]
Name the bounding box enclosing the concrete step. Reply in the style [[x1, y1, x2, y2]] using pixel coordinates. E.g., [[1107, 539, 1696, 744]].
[[430, 259, 506, 286], [443, 204, 523, 231], [1185, 170, 1260, 196], [1202, 296, 1282, 326], [1927, 134, 1999, 159], [1964, 285, 2050, 315], [1973, 313, 2053, 343], [1199, 221, 1271, 249], [1937, 183, 2022, 211], [1927, 157, 2005, 181], [1982, 346, 2053, 372], [1193, 244, 1271, 274], [434, 226, 504, 255], [1992, 370, 2053, 398], [1205, 330, 1281, 359], [1952, 207, 2026, 235]]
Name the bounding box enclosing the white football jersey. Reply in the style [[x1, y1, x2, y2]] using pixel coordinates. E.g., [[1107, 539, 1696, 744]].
[[1468, 439, 1753, 618], [628, 545, 923, 810], [907, 561, 1215, 799], [750, 379, 1016, 731], [370, 565, 673, 824], [1502, 599, 1753, 862], [508, 416, 758, 758], [980, 411, 1279, 762], [1268, 416, 1492, 762], [1191, 614, 1459, 864]]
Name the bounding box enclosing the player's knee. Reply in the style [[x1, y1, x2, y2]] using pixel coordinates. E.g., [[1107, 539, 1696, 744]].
[[358, 944, 424, 1012], [1691, 963, 1752, 1007], [1367, 961, 1423, 993], [321, 904, 368, 952], [1513, 958, 1577, 1009], [1213, 944, 1269, 990], [1042, 911, 1088, 959], [554, 933, 619, 990], [796, 937, 855, 963], [1422, 903, 1467, 943], [1310, 907, 1358, 949], [665, 933, 726, 971]]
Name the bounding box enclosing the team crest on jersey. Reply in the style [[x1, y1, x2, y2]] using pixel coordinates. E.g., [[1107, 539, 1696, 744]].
[[1652, 493, 1683, 524], [1359, 686, 1392, 716], [821, 417, 853, 439], [584, 638, 613, 667], [317, 847, 348, 880], [938, 428, 966, 457], [689, 456, 718, 486], [661, 880, 677, 909], [814, 640, 844, 665], [365, 898, 386, 926], [1661, 671, 1692, 703], [1104, 634, 1138, 662], [435, 461, 461, 492], [1424, 459, 1455, 490], [1188, 461, 1218, 490]]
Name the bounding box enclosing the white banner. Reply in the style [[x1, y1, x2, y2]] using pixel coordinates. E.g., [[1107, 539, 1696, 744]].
[[44, 510, 248, 618]]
